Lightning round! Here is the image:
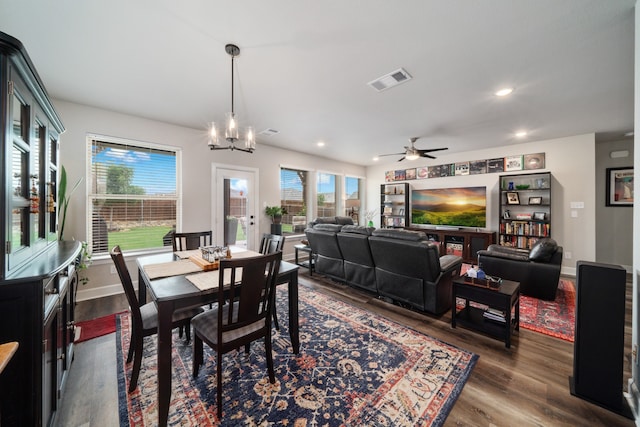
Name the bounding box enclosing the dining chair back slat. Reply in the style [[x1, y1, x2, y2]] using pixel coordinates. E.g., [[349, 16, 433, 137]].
[[173, 231, 213, 251], [258, 233, 286, 329]]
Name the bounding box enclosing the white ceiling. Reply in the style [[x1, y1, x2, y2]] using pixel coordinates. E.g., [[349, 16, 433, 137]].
[[0, 0, 635, 166]]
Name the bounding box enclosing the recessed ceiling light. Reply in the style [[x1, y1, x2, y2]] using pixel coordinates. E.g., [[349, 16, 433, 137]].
[[373, 156, 379, 161], [317, 141, 325, 147], [495, 87, 514, 97], [515, 131, 527, 138]]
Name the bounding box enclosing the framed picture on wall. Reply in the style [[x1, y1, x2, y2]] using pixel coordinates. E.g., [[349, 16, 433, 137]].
[[606, 167, 634, 206], [504, 155, 523, 171]]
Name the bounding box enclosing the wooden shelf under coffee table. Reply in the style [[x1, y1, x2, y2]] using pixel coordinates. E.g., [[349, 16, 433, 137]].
[[451, 276, 520, 348]]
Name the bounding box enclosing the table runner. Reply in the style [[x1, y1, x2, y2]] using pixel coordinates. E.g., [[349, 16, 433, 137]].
[[174, 249, 201, 259], [143, 259, 202, 279], [185, 269, 242, 291]]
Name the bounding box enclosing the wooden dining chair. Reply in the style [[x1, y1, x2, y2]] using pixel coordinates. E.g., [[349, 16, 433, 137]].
[[110, 245, 204, 392], [191, 251, 282, 418], [172, 230, 213, 251], [259, 233, 286, 329]]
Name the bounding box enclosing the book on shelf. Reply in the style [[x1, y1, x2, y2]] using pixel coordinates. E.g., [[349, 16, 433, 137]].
[[483, 308, 506, 323]]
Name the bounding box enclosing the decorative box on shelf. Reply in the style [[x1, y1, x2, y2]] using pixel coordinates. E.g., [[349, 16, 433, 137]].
[[461, 274, 502, 289]]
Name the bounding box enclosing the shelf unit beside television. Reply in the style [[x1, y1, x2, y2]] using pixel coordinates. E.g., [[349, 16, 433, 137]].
[[380, 183, 409, 228], [499, 172, 551, 249]]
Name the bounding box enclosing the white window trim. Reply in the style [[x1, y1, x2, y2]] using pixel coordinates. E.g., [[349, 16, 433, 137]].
[[85, 133, 182, 255]]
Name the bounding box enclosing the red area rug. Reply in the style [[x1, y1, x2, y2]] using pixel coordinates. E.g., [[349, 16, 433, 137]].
[[519, 279, 575, 342], [75, 311, 127, 343]]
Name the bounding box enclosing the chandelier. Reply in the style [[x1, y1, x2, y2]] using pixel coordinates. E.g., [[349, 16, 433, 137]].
[[208, 44, 256, 153]]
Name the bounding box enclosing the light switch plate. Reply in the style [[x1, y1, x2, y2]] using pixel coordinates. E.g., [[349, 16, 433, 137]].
[[570, 201, 584, 209]]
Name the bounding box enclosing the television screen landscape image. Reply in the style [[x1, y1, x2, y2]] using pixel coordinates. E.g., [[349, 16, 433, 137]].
[[411, 186, 486, 228]]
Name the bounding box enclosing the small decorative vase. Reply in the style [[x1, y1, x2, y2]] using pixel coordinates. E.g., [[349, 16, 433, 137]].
[[508, 182, 515, 190], [367, 220, 374, 227]]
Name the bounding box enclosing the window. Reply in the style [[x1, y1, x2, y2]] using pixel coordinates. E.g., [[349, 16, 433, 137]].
[[316, 172, 336, 218], [88, 137, 179, 254], [345, 176, 362, 224], [280, 168, 308, 235]]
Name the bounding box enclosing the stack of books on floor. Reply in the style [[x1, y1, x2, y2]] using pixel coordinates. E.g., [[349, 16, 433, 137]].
[[483, 307, 506, 323]]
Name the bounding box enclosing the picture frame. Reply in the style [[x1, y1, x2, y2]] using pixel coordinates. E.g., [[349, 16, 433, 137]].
[[533, 211, 546, 221], [504, 155, 523, 172], [528, 196, 542, 205], [506, 192, 520, 205], [606, 167, 634, 207]]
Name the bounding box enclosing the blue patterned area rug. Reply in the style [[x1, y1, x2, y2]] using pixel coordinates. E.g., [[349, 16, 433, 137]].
[[117, 286, 478, 426]]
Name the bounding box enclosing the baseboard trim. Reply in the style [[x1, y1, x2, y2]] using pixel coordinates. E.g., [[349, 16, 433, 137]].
[[561, 266, 576, 277], [76, 281, 139, 302]]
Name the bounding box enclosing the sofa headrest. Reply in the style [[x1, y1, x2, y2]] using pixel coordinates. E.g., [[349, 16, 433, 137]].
[[340, 225, 374, 235], [529, 238, 558, 262], [371, 228, 427, 241], [312, 223, 344, 233], [313, 217, 338, 224], [335, 216, 355, 225]]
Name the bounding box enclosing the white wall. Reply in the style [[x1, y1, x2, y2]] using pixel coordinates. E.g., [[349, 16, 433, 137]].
[[596, 139, 634, 270], [366, 134, 597, 275], [630, 1, 639, 419], [54, 100, 365, 299]]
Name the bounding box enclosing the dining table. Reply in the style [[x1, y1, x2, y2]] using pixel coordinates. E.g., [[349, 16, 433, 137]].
[[136, 246, 300, 427]]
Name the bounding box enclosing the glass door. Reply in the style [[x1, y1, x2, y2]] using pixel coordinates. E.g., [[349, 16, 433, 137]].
[[214, 166, 257, 250]]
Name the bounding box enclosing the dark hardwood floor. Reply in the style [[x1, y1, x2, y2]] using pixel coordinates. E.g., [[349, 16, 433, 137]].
[[56, 271, 635, 427]]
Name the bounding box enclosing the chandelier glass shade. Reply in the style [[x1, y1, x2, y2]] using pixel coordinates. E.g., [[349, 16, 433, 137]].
[[208, 44, 256, 153]]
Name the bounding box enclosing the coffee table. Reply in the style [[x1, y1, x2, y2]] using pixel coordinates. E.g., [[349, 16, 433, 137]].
[[451, 275, 520, 348]]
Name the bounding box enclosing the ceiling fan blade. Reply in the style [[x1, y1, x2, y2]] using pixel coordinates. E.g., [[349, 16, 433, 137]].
[[421, 153, 437, 159], [418, 147, 448, 154], [378, 152, 404, 157], [397, 156, 406, 162]]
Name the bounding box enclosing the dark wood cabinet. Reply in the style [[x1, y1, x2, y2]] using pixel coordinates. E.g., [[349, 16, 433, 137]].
[[0, 31, 81, 426], [406, 228, 495, 264]]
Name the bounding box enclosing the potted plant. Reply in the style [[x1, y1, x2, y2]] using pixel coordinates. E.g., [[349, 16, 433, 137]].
[[265, 206, 283, 224]]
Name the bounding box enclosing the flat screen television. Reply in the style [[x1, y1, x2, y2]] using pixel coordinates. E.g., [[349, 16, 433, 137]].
[[411, 186, 486, 228]]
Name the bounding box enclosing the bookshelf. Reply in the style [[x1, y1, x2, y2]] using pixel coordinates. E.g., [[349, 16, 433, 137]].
[[380, 183, 409, 228], [498, 172, 551, 249]]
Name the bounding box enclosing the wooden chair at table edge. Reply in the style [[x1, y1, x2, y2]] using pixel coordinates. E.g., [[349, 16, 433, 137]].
[[191, 251, 283, 418], [172, 230, 214, 311], [109, 245, 204, 392], [172, 230, 213, 252], [259, 233, 286, 330]]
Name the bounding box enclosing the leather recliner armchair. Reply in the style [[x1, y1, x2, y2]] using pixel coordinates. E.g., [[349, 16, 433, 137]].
[[336, 225, 377, 293], [368, 229, 463, 315], [477, 238, 563, 300], [305, 223, 345, 281]]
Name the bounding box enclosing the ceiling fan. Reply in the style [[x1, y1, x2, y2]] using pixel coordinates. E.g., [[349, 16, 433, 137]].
[[378, 137, 448, 162]]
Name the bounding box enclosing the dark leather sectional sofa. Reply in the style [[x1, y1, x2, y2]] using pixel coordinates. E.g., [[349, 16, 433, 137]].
[[305, 224, 463, 315], [477, 238, 563, 300]]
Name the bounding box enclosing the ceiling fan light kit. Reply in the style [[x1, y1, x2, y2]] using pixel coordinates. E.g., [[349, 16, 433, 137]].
[[208, 43, 256, 153]]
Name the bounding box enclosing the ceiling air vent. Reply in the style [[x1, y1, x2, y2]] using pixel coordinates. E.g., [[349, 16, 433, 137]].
[[259, 128, 279, 136], [367, 68, 412, 92]]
